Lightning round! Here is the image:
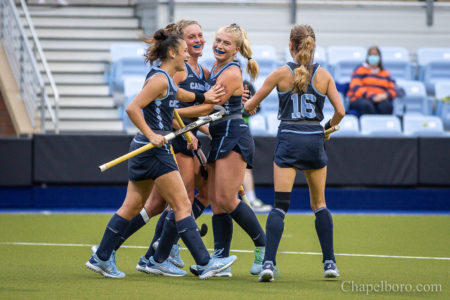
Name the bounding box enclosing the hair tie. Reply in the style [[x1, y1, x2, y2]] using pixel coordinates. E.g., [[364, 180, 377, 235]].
[[248, 57, 252, 60]]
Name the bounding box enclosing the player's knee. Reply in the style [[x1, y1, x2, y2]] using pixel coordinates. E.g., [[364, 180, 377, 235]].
[[274, 192, 291, 213]]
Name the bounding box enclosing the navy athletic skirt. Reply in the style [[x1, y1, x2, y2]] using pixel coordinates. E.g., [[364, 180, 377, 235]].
[[171, 129, 199, 157], [274, 122, 327, 170], [207, 117, 254, 168], [128, 136, 178, 182]]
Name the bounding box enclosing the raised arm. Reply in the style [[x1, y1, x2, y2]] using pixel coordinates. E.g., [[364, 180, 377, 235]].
[[125, 74, 168, 146], [243, 68, 281, 113]]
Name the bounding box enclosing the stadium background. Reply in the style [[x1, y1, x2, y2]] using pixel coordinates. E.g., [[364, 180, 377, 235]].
[[1, 0, 449, 213]]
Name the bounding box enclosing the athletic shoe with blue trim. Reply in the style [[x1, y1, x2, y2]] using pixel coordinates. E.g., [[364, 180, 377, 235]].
[[324, 260, 339, 278], [168, 244, 185, 268], [85, 253, 125, 278], [91, 245, 117, 265], [250, 247, 265, 275], [136, 256, 149, 273], [258, 261, 276, 282], [194, 255, 237, 280], [145, 256, 187, 277]]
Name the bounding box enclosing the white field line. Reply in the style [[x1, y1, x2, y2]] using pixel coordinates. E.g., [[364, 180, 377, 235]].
[[1, 242, 449, 261]]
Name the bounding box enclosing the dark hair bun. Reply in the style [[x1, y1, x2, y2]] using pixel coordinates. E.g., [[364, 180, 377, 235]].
[[154, 29, 168, 41]]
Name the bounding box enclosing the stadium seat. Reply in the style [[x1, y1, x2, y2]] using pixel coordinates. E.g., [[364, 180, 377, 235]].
[[198, 44, 215, 71], [106, 42, 146, 84], [109, 57, 148, 96], [403, 114, 444, 136], [122, 77, 145, 133], [333, 115, 360, 137], [360, 115, 402, 136], [434, 81, 450, 130], [417, 47, 450, 94], [264, 111, 280, 136], [327, 46, 366, 84], [251, 45, 280, 77], [380, 46, 412, 80], [394, 80, 428, 115], [248, 114, 268, 136], [284, 45, 327, 69]]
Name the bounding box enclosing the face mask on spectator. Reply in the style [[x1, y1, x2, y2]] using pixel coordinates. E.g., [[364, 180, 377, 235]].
[[367, 54, 380, 66]]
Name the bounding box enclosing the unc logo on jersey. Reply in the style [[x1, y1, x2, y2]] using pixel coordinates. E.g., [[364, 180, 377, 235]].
[[169, 100, 177, 107], [204, 82, 211, 91]]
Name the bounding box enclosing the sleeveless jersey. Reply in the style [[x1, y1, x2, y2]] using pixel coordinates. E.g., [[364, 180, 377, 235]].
[[141, 67, 178, 131], [277, 63, 325, 122], [207, 61, 242, 115], [177, 62, 207, 109]]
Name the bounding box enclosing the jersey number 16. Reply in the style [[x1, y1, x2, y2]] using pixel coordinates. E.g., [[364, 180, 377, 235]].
[[290, 94, 316, 119]]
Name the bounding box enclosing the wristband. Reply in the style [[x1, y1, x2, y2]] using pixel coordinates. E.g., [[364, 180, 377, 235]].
[[324, 120, 332, 130], [194, 92, 205, 104]]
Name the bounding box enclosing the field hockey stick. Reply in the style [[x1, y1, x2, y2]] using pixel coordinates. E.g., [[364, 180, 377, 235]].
[[324, 125, 340, 139], [239, 185, 251, 206], [99, 106, 226, 172], [173, 109, 208, 179], [174, 109, 209, 236]]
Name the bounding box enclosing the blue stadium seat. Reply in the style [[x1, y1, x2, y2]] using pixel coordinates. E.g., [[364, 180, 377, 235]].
[[327, 46, 366, 84], [252, 45, 280, 77], [264, 111, 280, 136], [284, 45, 327, 69], [417, 47, 450, 94], [360, 115, 402, 136], [403, 114, 444, 136], [198, 44, 215, 71], [323, 93, 347, 115], [122, 77, 145, 133], [253, 77, 278, 112], [106, 43, 146, 84], [248, 114, 268, 136], [380, 46, 412, 80], [435, 81, 450, 130], [334, 115, 360, 137], [394, 80, 428, 115], [109, 57, 148, 96]]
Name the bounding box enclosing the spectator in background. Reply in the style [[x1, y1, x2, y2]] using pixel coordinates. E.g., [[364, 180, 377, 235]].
[[347, 46, 396, 116]]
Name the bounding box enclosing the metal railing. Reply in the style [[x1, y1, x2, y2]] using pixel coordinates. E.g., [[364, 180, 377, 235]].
[[0, 0, 59, 133]]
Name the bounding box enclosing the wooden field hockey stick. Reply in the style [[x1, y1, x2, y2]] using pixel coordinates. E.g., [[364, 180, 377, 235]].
[[99, 106, 226, 172], [324, 125, 340, 139]]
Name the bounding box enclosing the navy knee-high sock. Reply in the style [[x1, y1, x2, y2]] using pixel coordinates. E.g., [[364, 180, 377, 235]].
[[115, 208, 150, 250], [176, 216, 210, 266], [212, 213, 233, 257], [192, 197, 206, 219], [168, 198, 206, 247], [314, 207, 336, 263], [96, 214, 130, 261], [264, 208, 285, 265], [230, 201, 266, 247], [145, 209, 168, 259], [153, 211, 179, 263]]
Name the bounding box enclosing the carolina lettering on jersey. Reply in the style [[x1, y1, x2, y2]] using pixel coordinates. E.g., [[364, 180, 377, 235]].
[[277, 62, 325, 122], [207, 61, 242, 115], [177, 62, 207, 109]]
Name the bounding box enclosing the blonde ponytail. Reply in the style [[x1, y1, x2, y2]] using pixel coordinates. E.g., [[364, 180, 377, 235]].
[[290, 25, 316, 93], [220, 23, 259, 80]]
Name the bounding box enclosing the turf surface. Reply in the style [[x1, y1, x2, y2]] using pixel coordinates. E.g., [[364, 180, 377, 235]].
[[0, 213, 448, 299]]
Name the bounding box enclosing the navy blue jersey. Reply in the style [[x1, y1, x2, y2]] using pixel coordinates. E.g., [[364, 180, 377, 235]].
[[277, 63, 325, 122], [177, 62, 207, 109], [207, 61, 242, 115], [142, 67, 178, 131]]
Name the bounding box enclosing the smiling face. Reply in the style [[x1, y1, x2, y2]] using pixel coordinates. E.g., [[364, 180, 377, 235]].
[[173, 39, 189, 72], [183, 24, 205, 58], [212, 30, 239, 64]]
